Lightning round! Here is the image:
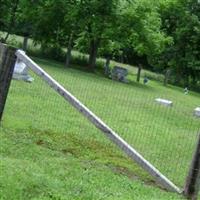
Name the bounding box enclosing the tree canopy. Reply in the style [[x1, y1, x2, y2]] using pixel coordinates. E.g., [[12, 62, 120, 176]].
[[0, 0, 199, 90]]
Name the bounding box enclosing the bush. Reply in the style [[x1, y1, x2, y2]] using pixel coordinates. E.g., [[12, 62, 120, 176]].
[[27, 44, 66, 63]]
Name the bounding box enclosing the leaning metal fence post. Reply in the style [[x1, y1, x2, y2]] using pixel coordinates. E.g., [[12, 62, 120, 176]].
[[184, 133, 200, 200], [0, 43, 17, 123]]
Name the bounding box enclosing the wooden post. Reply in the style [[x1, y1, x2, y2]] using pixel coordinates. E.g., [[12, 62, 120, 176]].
[[184, 134, 200, 200], [22, 36, 29, 51], [0, 43, 16, 123], [164, 69, 171, 86], [137, 64, 142, 82]]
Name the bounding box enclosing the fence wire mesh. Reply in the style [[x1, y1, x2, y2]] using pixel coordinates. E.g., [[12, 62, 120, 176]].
[[2, 57, 200, 190]]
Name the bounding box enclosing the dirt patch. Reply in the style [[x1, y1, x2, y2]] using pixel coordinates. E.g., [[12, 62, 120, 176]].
[[108, 164, 165, 190], [61, 148, 79, 157], [36, 139, 45, 146]]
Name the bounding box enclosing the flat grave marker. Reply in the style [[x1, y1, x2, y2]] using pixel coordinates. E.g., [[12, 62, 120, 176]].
[[155, 98, 173, 107]]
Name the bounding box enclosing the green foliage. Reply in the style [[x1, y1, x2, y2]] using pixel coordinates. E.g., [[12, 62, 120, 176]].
[[152, 0, 200, 89], [0, 0, 20, 42], [121, 0, 172, 56], [0, 0, 9, 30], [0, 0, 199, 88]]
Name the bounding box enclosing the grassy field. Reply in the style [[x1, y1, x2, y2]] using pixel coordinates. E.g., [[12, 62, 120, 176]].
[[0, 56, 199, 199]]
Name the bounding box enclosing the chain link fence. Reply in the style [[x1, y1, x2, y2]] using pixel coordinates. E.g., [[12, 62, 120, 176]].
[[1, 47, 200, 198]]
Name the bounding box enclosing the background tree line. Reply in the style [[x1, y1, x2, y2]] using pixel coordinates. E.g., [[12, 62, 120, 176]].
[[0, 0, 199, 91]]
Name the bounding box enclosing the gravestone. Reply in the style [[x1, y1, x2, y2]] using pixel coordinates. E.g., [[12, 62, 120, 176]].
[[13, 58, 34, 83], [184, 87, 189, 95], [111, 66, 128, 83], [155, 98, 173, 107], [194, 107, 200, 117], [143, 77, 149, 84]]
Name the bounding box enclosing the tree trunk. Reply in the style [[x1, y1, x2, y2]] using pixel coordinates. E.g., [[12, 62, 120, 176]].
[[104, 57, 110, 75], [175, 68, 182, 85], [184, 73, 189, 88], [164, 69, 171, 86], [191, 70, 197, 86], [65, 33, 73, 68], [137, 64, 142, 82], [3, 32, 10, 43], [22, 36, 29, 51], [88, 39, 99, 71], [121, 50, 125, 63]]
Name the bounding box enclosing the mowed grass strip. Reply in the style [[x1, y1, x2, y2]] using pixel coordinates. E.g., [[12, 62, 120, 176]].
[[0, 127, 184, 200]]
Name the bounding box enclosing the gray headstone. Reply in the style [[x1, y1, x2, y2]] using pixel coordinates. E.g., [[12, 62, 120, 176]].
[[111, 66, 128, 83]]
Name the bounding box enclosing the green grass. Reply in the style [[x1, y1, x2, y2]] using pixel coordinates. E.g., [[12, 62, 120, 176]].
[[0, 128, 185, 200], [1, 56, 199, 199]]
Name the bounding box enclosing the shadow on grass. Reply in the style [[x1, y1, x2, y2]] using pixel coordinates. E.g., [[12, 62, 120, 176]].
[[8, 127, 157, 189], [32, 56, 157, 94]]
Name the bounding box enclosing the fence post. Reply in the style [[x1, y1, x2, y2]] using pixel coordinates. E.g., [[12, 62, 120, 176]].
[[0, 43, 17, 123], [184, 134, 200, 200]]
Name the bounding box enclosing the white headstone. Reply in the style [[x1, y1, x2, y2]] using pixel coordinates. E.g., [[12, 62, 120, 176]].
[[155, 98, 173, 107], [14, 59, 28, 74], [13, 58, 34, 83], [194, 107, 200, 117]]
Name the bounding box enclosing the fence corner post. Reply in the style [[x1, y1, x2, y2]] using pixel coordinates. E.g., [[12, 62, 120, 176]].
[[0, 43, 17, 124], [184, 133, 200, 200]]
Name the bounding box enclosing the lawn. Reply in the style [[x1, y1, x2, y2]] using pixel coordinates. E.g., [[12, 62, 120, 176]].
[[0, 56, 199, 200]]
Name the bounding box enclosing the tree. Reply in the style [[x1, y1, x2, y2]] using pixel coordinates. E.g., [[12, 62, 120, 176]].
[[15, 0, 43, 50], [111, 0, 172, 82], [153, 0, 200, 88], [75, 0, 118, 70], [29, 0, 84, 66], [0, 0, 20, 43]]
